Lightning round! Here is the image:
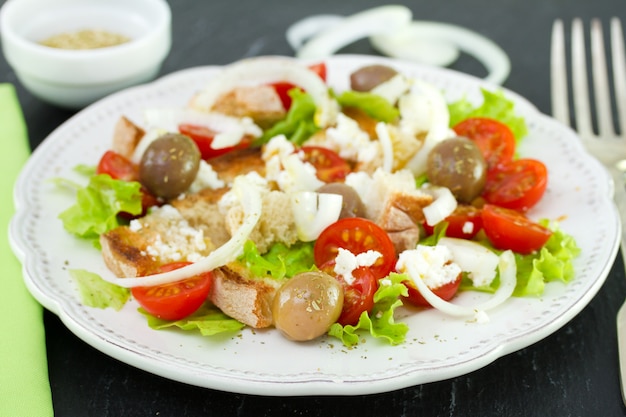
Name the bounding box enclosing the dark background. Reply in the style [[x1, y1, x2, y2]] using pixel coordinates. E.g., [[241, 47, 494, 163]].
[[2, 0, 626, 416]]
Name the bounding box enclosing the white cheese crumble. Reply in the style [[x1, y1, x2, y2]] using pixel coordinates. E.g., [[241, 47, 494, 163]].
[[141, 205, 208, 263], [396, 245, 461, 289], [333, 248, 382, 285], [324, 113, 380, 163], [261, 135, 324, 192], [462, 221, 474, 235], [188, 160, 225, 193]]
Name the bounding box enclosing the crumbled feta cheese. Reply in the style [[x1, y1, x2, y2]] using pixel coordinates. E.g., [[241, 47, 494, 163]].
[[324, 113, 381, 163], [129, 219, 142, 232], [333, 248, 382, 285], [371, 73, 412, 105], [261, 135, 323, 192], [188, 160, 225, 193], [462, 221, 474, 235], [142, 205, 208, 263], [396, 245, 461, 289]]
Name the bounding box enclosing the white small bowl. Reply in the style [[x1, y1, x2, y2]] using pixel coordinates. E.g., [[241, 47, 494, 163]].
[[0, 0, 171, 109]]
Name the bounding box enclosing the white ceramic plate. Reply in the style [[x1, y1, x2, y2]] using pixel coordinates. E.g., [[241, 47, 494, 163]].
[[9, 55, 620, 396]]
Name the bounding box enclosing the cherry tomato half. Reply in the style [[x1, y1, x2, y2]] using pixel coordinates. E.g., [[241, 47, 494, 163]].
[[300, 146, 351, 182], [453, 117, 516, 170], [402, 274, 462, 308], [482, 158, 548, 211], [481, 204, 552, 254], [97, 150, 139, 182], [178, 124, 251, 160], [423, 205, 483, 240], [131, 262, 213, 321], [268, 62, 327, 110], [314, 217, 396, 279], [320, 260, 377, 326]]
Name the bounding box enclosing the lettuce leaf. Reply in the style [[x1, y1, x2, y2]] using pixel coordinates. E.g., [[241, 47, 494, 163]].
[[70, 269, 130, 311], [336, 90, 399, 122], [58, 174, 143, 249], [448, 88, 528, 142], [512, 220, 581, 296], [256, 89, 319, 145], [328, 273, 409, 347], [238, 240, 316, 279], [139, 305, 245, 336]]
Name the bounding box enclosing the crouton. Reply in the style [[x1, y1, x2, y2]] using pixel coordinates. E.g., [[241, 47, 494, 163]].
[[111, 116, 145, 159], [209, 85, 286, 129]]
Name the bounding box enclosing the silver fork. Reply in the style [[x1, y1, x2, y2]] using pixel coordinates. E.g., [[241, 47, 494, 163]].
[[551, 17, 626, 404]]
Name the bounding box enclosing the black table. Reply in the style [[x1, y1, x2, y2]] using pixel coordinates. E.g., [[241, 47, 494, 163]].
[[3, 0, 626, 415]]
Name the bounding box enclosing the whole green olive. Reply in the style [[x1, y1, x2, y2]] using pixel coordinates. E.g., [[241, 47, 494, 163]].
[[317, 182, 366, 219], [272, 271, 344, 342], [349, 64, 398, 92], [139, 133, 201, 199], [426, 136, 487, 203]]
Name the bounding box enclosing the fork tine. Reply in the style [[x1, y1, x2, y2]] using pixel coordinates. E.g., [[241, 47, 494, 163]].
[[551, 19, 570, 126], [611, 18, 626, 136], [591, 19, 616, 138], [572, 18, 595, 138]]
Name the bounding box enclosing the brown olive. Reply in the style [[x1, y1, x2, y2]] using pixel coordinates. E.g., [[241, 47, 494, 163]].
[[272, 271, 344, 342], [426, 136, 487, 203], [349, 64, 398, 92], [317, 182, 366, 219], [139, 133, 201, 199]]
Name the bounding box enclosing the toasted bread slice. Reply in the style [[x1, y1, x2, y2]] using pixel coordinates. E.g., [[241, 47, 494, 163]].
[[210, 262, 282, 328], [111, 116, 145, 160], [208, 85, 286, 129]]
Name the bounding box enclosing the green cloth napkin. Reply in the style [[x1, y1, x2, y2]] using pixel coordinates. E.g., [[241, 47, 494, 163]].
[[0, 84, 54, 416]]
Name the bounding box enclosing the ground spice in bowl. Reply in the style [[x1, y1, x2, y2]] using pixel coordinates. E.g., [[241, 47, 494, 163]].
[[39, 29, 131, 49]]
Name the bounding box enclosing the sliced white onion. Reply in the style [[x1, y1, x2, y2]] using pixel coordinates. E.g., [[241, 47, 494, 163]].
[[101, 175, 263, 288], [422, 185, 457, 226], [403, 249, 517, 318], [189, 57, 336, 128], [286, 14, 344, 51], [375, 122, 394, 173], [290, 191, 342, 241], [295, 5, 412, 59], [438, 237, 499, 287], [402, 81, 451, 175]]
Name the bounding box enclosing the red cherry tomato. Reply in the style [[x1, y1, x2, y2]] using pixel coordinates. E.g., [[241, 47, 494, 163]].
[[314, 217, 396, 279], [423, 205, 483, 240], [402, 274, 462, 308], [320, 260, 377, 326], [96, 150, 139, 182], [178, 124, 251, 160], [481, 204, 552, 254], [453, 117, 516, 170], [307, 62, 327, 81], [482, 158, 548, 211], [131, 262, 213, 321], [300, 146, 351, 182], [268, 62, 327, 110]]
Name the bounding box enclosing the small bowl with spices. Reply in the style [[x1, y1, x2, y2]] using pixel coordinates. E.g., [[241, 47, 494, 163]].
[[0, 0, 171, 109]]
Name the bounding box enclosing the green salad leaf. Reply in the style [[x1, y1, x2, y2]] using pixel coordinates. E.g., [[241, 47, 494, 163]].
[[69, 269, 130, 311], [139, 305, 245, 336], [512, 220, 580, 296], [256, 89, 319, 146], [58, 174, 143, 249], [448, 88, 528, 142], [336, 90, 400, 122], [239, 240, 316, 279], [329, 273, 409, 347]]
